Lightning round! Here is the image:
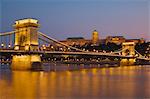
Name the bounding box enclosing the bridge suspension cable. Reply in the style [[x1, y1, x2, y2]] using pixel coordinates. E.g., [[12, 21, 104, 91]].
[[111, 48, 123, 54], [111, 47, 129, 54], [0, 31, 15, 36], [134, 50, 144, 57], [38, 37, 52, 44], [0, 30, 24, 36], [38, 32, 86, 52]]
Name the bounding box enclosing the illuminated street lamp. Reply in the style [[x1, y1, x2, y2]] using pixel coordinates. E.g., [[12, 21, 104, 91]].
[[43, 47, 46, 50], [1, 43, 4, 48], [8, 44, 11, 48], [51, 46, 54, 49], [68, 48, 70, 50], [60, 48, 63, 51], [42, 44, 46, 50], [42, 44, 45, 47]]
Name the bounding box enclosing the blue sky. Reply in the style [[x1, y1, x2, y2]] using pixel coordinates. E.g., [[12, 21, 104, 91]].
[[0, 0, 1, 31], [1, 0, 149, 40]]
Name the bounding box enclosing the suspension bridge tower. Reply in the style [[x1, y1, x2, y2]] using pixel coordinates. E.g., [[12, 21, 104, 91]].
[[120, 42, 136, 65], [11, 18, 41, 70], [122, 42, 135, 56], [14, 18, 39, 51]]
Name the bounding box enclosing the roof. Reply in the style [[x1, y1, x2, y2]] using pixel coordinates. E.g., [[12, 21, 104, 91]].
[[67, 37, 84, 40], [15, 18, 38, 25], [107, 36, 124, 38]]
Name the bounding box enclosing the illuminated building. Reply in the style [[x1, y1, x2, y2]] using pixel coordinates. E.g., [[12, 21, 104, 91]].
[[126, 38, 145, 44], [13, 18, 39, 51], [60, 30, 101, 46], [60, 30, 145, 47], [106, 36, 145, 45], [60, 37, 90, 46], [106, 36, 125, 45], [92, 30, 99, 44]]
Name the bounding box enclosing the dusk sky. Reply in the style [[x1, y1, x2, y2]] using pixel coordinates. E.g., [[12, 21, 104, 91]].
[[1, 0, 150, 40]]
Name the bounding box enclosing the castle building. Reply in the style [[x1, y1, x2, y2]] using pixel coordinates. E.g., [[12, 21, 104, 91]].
[[92, 30, 99, 44], [106, 36, 126, 45], [60, 37, 90, 46]]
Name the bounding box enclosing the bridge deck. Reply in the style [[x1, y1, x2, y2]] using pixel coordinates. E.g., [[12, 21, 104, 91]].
[[1, 49, 149, 60]]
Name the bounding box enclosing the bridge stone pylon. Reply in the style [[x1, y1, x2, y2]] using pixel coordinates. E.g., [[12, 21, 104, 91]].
[[120, 42, 136, 65], [12, 18, 41, 70], [121, 42, 135, 56], [13, 18, 39, 51]]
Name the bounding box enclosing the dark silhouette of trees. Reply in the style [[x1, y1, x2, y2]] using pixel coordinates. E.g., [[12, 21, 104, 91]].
[[135, 42, 149, 55], [80, 42, 121, 52]]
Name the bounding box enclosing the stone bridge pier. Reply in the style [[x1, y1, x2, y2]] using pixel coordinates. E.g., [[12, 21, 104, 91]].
[[11, 18, 41, 70]]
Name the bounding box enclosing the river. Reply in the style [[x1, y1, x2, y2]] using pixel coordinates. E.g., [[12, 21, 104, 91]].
[[0, 64, 150, 99]]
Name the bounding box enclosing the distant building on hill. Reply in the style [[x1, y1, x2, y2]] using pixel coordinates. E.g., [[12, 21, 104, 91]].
[[106, 36, 145, 45], [106, 36, 125, 45], [126, 38, 145, 44], [59, 31, 145, 46], [60, 37, 90, 46], [92, 30, 99, 45]]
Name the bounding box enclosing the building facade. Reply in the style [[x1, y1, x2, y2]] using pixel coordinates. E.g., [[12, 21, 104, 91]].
[[60, 37, 90, 46], [106, 36, 145, 45], [106, 36, 126, 45]]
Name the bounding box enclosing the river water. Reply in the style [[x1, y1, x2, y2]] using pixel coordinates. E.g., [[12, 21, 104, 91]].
[[0, 64, 150, 99]]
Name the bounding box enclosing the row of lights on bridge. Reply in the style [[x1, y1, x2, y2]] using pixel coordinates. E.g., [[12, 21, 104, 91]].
[[145, 44, 150, 57], [40, 44, 149, 58], [1, 43, 12, 48], [40, 44, 115, 53]]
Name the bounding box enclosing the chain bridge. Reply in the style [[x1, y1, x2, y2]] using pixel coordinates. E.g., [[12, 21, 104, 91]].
[[0, 18, 149, 70]]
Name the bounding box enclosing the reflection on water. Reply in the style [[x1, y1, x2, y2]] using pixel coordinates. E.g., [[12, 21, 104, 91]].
[[0, 64, 150, 99]]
